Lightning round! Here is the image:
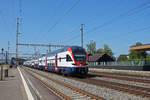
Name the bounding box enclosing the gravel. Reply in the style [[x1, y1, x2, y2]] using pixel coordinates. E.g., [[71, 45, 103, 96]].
[[91, 72, 150, 81], [29, 68, 150, 100], [26, 68, 95, 100], [93, 76, 150, 91]]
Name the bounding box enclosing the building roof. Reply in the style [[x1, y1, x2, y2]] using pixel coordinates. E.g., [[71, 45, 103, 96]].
[[88, 53, 114, 62], [130, 43, 150, 51], [88, 53, 105, 62]]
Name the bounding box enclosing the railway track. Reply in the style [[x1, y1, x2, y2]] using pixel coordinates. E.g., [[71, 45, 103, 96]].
[[71, 77, 150, 98], [24, 67, 150, 99], [89, 71, 150, 84], [22, 67, 104, 100]]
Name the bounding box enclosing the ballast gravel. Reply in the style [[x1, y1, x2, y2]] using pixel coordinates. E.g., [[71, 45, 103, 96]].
[[93, 76, 150, 92], [29, 68, 150, 100]]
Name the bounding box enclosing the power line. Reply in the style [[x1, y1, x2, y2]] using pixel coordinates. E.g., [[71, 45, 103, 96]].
[[19, 0, 22, 17], [18, 0, 23, 28], [96, 25, 150, 44], [32, 0, 65, 41], [60, 25, 80, 44], [50, 0, 66, 20], [86, 1, 150, 35], [47, 0, 81, 33], [64, 25, 80, 35], [81, 24, 84, 47], [0, 11, 13, 35], [18, 43, 69, 48], [62, 1, 150, 46]]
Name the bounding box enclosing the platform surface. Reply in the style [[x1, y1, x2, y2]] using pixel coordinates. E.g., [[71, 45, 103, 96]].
[[0, 67, 61, 100], [0, 68, 28, 100]]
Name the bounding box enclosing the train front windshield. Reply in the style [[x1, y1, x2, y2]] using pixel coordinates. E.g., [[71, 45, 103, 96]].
[[74, 54, 86, 61], [71, 47, 86, 62]]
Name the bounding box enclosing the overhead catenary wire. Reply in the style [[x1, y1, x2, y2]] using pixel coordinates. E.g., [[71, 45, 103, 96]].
[[50, 0, 66, 20], [61, 25, 81, 44], [63, 34, 80, 44], [47, 0, 81, 33], [120, 26, 150, 41], [0, 10, 13, 37], [62, 1, 150, 46], [19, 0, 22, 17], [50, 1, 150, 47], [85, 1, 150, 35], [32, 0, 65, 42], [43, 0, 66, 31], [96, 25, 150, 44], [18, 0, 23, 27]]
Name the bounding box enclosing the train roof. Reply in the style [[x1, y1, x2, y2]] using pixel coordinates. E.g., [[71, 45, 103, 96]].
[[45, 46, 84, 57], [24, 46, 85, 61]]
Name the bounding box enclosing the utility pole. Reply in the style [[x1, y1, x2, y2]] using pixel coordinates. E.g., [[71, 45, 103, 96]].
[[48, 43, 51, 53], [34, 47, 37, 58], [8, 41, 10, 61], [5, 51, 8, 64], [16, 18, 21, 67], [80, 24, 84, 48]]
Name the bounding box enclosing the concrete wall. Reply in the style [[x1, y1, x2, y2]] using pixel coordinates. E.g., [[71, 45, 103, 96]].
[[89, 65, 150, 71]]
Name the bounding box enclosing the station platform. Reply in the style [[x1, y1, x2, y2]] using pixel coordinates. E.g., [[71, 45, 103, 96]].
[[0, 67, 61, 100], [0, 67, 28, 100]]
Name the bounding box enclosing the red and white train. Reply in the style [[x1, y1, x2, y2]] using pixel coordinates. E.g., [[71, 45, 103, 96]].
[[24, 46, 88, 75]]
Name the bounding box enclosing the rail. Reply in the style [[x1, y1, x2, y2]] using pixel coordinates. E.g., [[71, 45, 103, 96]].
[[23, 67, 104, 100]]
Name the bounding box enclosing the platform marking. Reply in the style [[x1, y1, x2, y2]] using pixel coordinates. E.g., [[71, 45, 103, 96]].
[[17, 67, 34, 100], [27, 78, 42, 99]]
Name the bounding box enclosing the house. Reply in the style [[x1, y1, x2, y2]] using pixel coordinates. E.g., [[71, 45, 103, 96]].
[[88, 53, 114, 62]]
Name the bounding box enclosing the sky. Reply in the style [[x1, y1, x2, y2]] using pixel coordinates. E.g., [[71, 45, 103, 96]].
[[0, 0, 150, 58]]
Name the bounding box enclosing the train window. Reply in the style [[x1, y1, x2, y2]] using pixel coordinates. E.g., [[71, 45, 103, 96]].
[[66, 55, 72, 62], [59, 57, 61, 62], [74, 54, 86, 61]]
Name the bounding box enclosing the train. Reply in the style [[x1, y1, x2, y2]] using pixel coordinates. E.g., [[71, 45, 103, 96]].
[[23, 46, 88, 75]]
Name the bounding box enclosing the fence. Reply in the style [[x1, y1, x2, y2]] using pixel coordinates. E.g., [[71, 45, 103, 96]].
[[88, 61, 150, 71], [89, 61, 149, 66]]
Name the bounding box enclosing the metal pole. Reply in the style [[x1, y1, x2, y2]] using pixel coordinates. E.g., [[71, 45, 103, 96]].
[[1, 48, 4, 80], [16, 18, 19, 67], [48, 44, 51, 53], [5, 51, 8, 64], [0, 66, 3, 80], [8, 41, 10, 61], [80, 24, 84, 48]]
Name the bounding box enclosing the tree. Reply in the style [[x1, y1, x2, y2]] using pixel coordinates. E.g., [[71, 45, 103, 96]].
[[96, 48, 104, 54], [86, 40, 96, 54], [117, 55, 128, 61], [129, 42, 147, 60], [103, 44, 114, 57], [146, 54, 150, 60]]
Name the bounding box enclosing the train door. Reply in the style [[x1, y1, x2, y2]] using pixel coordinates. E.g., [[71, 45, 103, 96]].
[[37, 59, 39, 69], [55, 54, 58, 72], [45, 57, 47, 71]]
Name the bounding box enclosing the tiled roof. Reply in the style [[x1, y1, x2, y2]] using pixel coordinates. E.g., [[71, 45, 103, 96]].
[[88, 53, 105, 62]]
